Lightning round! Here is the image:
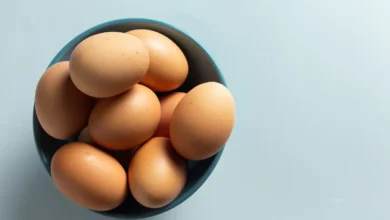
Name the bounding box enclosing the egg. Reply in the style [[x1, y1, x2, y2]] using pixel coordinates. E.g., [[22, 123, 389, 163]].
[[128, 137, 187, 208], [89, 84, 161, 151], [170, 82, 235, 160], [154, 92, 186, 138], [69, 32, 150, 98], [127, 29, 188, 92], [51, 142, 127, 211], [34, 61, 94, 140]]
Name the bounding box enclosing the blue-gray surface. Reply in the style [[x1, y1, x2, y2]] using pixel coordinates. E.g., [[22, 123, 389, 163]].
[[0, 0, 387, 219]]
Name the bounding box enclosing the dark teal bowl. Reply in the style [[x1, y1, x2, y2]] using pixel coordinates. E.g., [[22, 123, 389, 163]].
[[33, 18, 227, 219]]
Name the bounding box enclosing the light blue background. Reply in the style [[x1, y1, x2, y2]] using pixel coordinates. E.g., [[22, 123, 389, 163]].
[[0, 0, 387, 219]]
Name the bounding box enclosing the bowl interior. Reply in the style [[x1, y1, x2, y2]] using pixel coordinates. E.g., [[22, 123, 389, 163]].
[[33, 18, 226, 219]]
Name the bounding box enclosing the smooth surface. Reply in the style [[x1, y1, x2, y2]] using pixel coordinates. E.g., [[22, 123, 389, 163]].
[[0, 0, 388, 219]]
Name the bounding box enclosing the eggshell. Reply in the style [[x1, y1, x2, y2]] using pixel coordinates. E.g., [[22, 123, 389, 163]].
[[69, 32, 150, 98], [154, 92, 186, 138], [51, 142, 127, 211], [34, 61, 94, 140], [78, 127, 135, 169], [127, 29, 188, 92], [170, 82, 235, 160], [128, 137, 187, 208], [89, 84, 161, 151]]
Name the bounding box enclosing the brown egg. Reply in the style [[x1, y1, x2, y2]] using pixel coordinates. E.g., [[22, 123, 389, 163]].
[[35, 61, 94, 140], [78, 127, 135, 169], [127, 29, 188, 92], [89, 84, 161, 151], [51, 142, 127, 211], [154, 92, 186, 138], [170, 82, 235, 160], [69, 32, 150, 98], [128, 137, 187, 208]]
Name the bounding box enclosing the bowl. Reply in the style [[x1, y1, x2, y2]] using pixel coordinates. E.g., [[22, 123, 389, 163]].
[[33, 18, 227, 219]]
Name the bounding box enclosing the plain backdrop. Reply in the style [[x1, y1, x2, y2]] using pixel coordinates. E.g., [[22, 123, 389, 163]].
[[0, 0, 388, 219]]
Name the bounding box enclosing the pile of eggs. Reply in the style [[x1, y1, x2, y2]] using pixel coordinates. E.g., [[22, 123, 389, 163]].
[[34, 29, 235, 211]]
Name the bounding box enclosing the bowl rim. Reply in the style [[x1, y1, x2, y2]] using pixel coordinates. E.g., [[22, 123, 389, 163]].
[[34, 17, 228, 219]]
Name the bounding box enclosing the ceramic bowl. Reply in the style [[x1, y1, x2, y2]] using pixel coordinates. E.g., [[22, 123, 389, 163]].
[[33, 18, 227, 219]]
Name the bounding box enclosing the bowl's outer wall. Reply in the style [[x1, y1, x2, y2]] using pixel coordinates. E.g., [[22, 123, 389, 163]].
[[33, 18, 228, 219]]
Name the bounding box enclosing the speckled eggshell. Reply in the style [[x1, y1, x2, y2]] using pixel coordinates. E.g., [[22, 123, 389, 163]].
[[69, 32, 150, 98], [51, 142, 127, 211], [127, 29, 188, 92], [34, 61, 94, 140], [170, 82, 235, 160], [89, 84, 161, 151], [128, 137, 187, 208]]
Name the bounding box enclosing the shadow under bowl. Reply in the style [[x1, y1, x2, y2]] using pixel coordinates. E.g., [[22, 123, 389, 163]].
[[33, 18, 227, 219]]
